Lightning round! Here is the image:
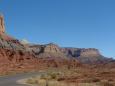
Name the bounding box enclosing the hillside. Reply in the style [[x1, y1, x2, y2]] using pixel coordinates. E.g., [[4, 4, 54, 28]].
[[0, 15, 114, 75]]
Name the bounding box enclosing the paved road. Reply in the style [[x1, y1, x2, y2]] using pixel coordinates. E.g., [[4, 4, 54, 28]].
[[0, 72, 41, 86]]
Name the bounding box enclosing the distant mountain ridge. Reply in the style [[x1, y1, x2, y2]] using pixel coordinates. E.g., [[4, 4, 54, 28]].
[[27, 43, 113, 64]]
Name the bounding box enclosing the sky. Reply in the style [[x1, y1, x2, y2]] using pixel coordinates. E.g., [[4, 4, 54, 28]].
[[0, 0, 115, 58]]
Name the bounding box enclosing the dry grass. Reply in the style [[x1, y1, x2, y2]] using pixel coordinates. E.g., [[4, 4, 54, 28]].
[[25, 67, 115, 86]]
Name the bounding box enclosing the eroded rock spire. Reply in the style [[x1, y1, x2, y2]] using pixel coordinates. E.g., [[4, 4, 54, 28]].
[[0, 15, 5, 34]]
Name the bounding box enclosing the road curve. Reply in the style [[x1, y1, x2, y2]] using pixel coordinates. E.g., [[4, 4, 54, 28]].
[[0, 72, 41, 86]]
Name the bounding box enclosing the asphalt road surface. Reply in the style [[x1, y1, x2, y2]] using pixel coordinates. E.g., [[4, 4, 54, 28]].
[[0, 72, 41, 86]]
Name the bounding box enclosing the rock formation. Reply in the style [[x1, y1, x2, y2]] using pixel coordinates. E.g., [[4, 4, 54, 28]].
[[61, 48, 101, 57], [44, 43, 61, 53], [0, 15, 5, 34], [28, 43, 67, 59], [61, 48, 111, 63], [28, 43, 112, 64]]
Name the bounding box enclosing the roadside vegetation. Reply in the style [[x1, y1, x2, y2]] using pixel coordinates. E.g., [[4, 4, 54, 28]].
[[25, 67, 115, 86]]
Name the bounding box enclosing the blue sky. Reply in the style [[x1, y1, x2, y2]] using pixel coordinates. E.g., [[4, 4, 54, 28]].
[[0, 0, 115, 58]]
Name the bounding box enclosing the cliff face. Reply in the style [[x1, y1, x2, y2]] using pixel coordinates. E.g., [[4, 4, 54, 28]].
[[28, 43, 111, 64], [0, 16, 5, 34], [28, 43, 67, 59], [29, 44, 101, 58], [61, 48, 101, 57], [78, 48, 101, 57], [44, 43, 61, 53]]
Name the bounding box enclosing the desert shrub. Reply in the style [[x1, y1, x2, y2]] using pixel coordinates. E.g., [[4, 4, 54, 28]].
[[49, 73, 57, 79], [46, 72, 60, 80], [38, 79, 47, 86], [26, 78, 38, 84], [40, 74, 47, 80]]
